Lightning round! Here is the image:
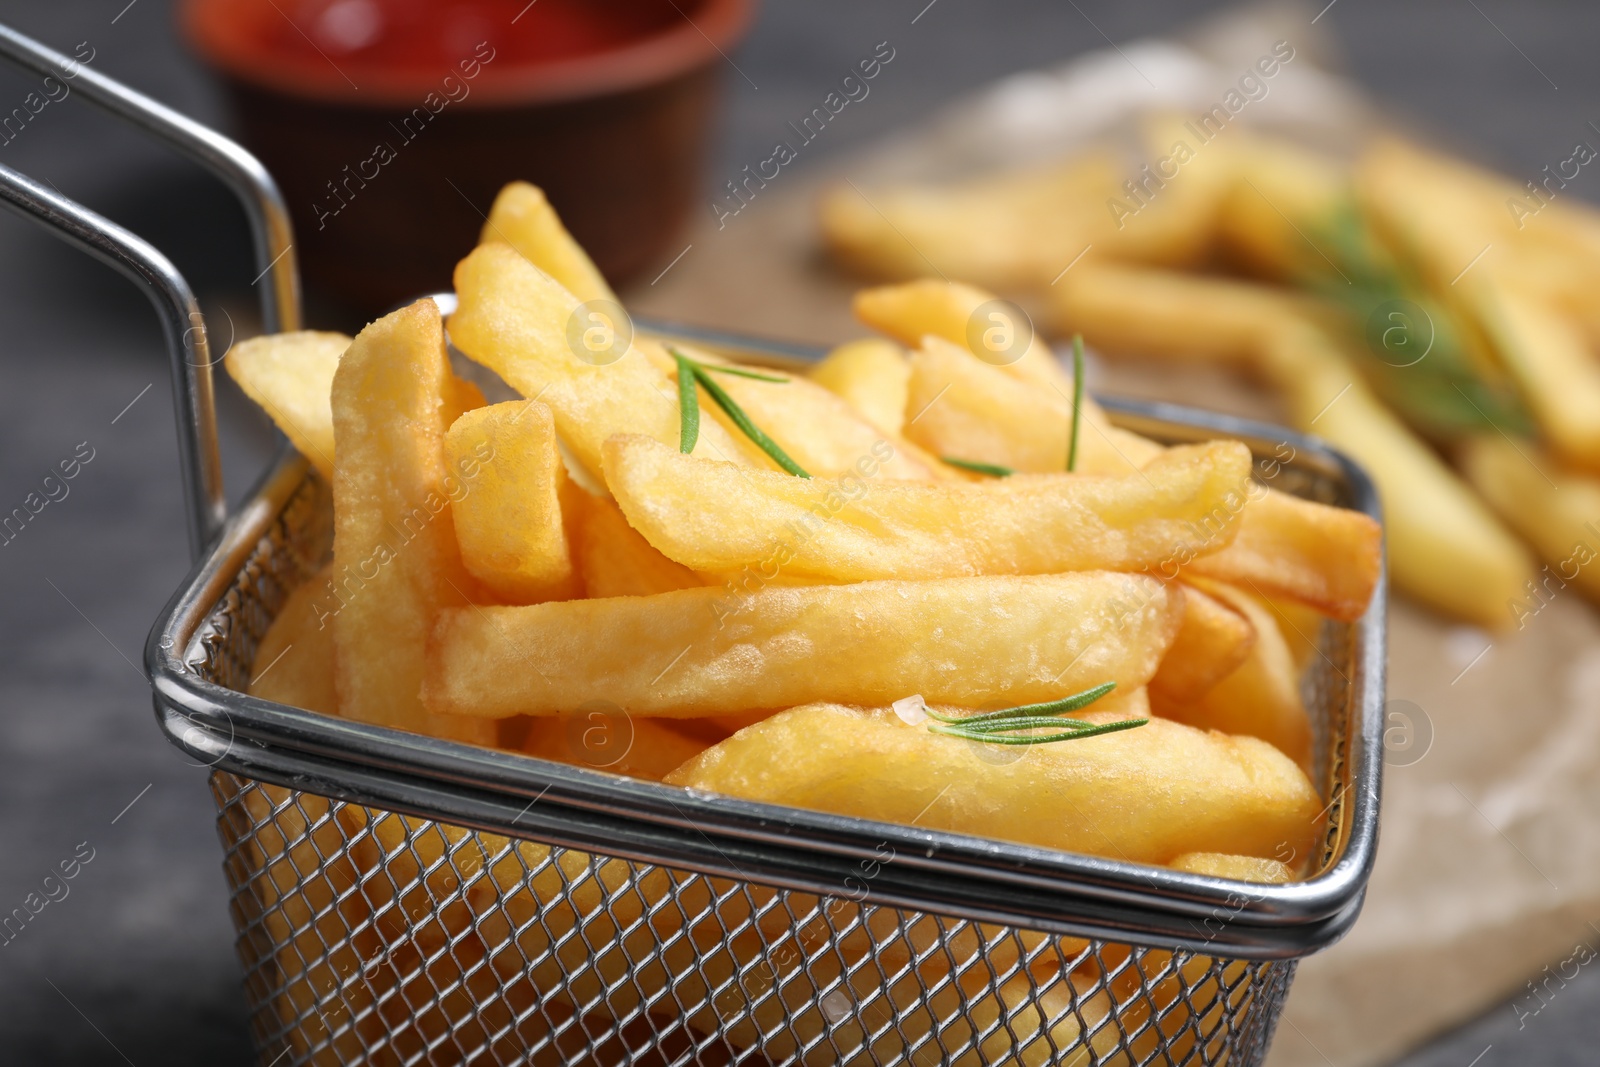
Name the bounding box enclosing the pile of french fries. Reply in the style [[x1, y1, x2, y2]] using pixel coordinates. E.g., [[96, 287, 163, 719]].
[[227, 181, 1379, 1062], [824, 124, 1600, 630]]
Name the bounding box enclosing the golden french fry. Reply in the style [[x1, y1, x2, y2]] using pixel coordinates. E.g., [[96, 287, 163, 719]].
[[904, 335, 1154, 476], [226, 331, 484, 485], [1149, 583, 1256, 705], [604, 433, 1250, 583], [1186, 487, 1382, 623], [1168, 851, 1295, 884], [249, 564, 338, 716], [444, 400, 580, 604], [520, 715, 710, 782], [809, 337, 911, 437], [225, 331, 351, 479], [1472, 281, 1600, 468], [1105, 113, 1240, 269], [900, 334, 1380, 618], [855, 278, 1075, 393], [424, 572, 1183, 719], [1461, 435, 1600, 619], [1270, 323, 1533, 627], [1261, 592, 1327, 673], [669, 344, 937, 481], [1151, 579, 1312, 770], [572, 490, 702, 598], [667, 703, 1321, 865], [820, 151, 1125, 292], [449, 243, 762, 484], [481, 181, 617, 305], [330, 298, 497, 744]]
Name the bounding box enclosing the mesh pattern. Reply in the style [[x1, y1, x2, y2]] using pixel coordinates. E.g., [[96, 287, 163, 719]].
[[190, 461, 1350, 1067], [211, 775, 1295, 1066]]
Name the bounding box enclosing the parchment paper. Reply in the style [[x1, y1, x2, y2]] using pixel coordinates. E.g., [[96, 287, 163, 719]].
[[619, 10, 1600, 1063]]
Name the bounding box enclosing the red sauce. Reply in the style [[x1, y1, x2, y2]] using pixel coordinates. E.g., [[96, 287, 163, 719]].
[[256, 0, 691, 75]]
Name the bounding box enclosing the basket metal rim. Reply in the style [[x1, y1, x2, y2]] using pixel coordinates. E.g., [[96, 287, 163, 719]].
[[143, 339, 1385, 960]]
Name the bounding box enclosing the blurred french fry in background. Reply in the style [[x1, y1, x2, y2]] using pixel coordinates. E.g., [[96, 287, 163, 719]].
[[444, 400, 581, 604], [1268, 324, 1533, 628], [808, 337, 911, 437], [1462, 436, 1600, 616], [820, 151, 1126, 290]]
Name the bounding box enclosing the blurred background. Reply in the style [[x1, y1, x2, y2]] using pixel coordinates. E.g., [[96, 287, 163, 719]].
[[0, 0, 1597, 1063]]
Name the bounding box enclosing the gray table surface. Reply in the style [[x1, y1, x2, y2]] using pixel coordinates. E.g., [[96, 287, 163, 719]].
[[0, 0, 1596, 1062]]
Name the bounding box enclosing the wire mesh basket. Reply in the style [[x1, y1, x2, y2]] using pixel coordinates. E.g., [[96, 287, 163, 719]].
[[173, 389, 1382, 1067], [0, 21, 1385, 1066]]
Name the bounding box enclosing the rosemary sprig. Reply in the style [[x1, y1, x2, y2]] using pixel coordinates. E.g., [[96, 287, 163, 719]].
[[670, 346, 810, 477], [923, 681, 1145, 746], [676, 350, 701, 453], [1067, 333, 1085, 472], [941, 456, 1014, 478]]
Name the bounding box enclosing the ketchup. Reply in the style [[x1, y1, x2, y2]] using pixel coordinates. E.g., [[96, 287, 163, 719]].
[[259, 0, 691, 74]]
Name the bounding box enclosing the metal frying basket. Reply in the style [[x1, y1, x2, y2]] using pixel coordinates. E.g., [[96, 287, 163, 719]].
[[0, 24, 1385, 1066]]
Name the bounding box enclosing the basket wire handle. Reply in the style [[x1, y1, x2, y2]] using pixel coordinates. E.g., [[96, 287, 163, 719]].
[[0, 22, 301, 334], [0, 163, 223, 558]]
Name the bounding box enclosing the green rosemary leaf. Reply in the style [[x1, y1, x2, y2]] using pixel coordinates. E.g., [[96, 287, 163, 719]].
[[674, 351, 700, 453], [697, 364, 792, 383], [929, 718, 1149, 746], [668, 346, 811, 477], [1067, 334, 1085, 472], [941, 456, 1015, 478], [937, 715, 1102, 734], [922, 681, 1117, 726]]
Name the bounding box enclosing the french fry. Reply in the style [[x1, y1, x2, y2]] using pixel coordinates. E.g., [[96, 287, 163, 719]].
[[1185, 487, 1382, 623], [424, 572, 1183, 719], [520, 715, 710, 781], [902, 334, 1381, 617], [1048, 261, 1329, 369], [1148, 583, 1256, 705], [1461, 435, 1600, 617], [604, 433, 1251, 582], [1168, 852, 1294, 884], [249, 564, 337, 716], [1471, 279, 1600, 468], [903, 335, 1154, 476], [225, 331, 350, 479], [449, 243, 763, 484], [1151, 579, 1313, 771], [669, 344, 938, 480], [329, 298, 497, 744], [480, 181, 617, 305], [1216, 136, 1355, 282], [444, 400, 581, 604], [820, 151, 1125, 291], [667, 703, 1321, 865], [572, 491, 702, 598], [808, 337, 911, 437], [225, 331, 484, 484], [855, 278, 1076, 393], [1270, 324, 1533, 627]]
